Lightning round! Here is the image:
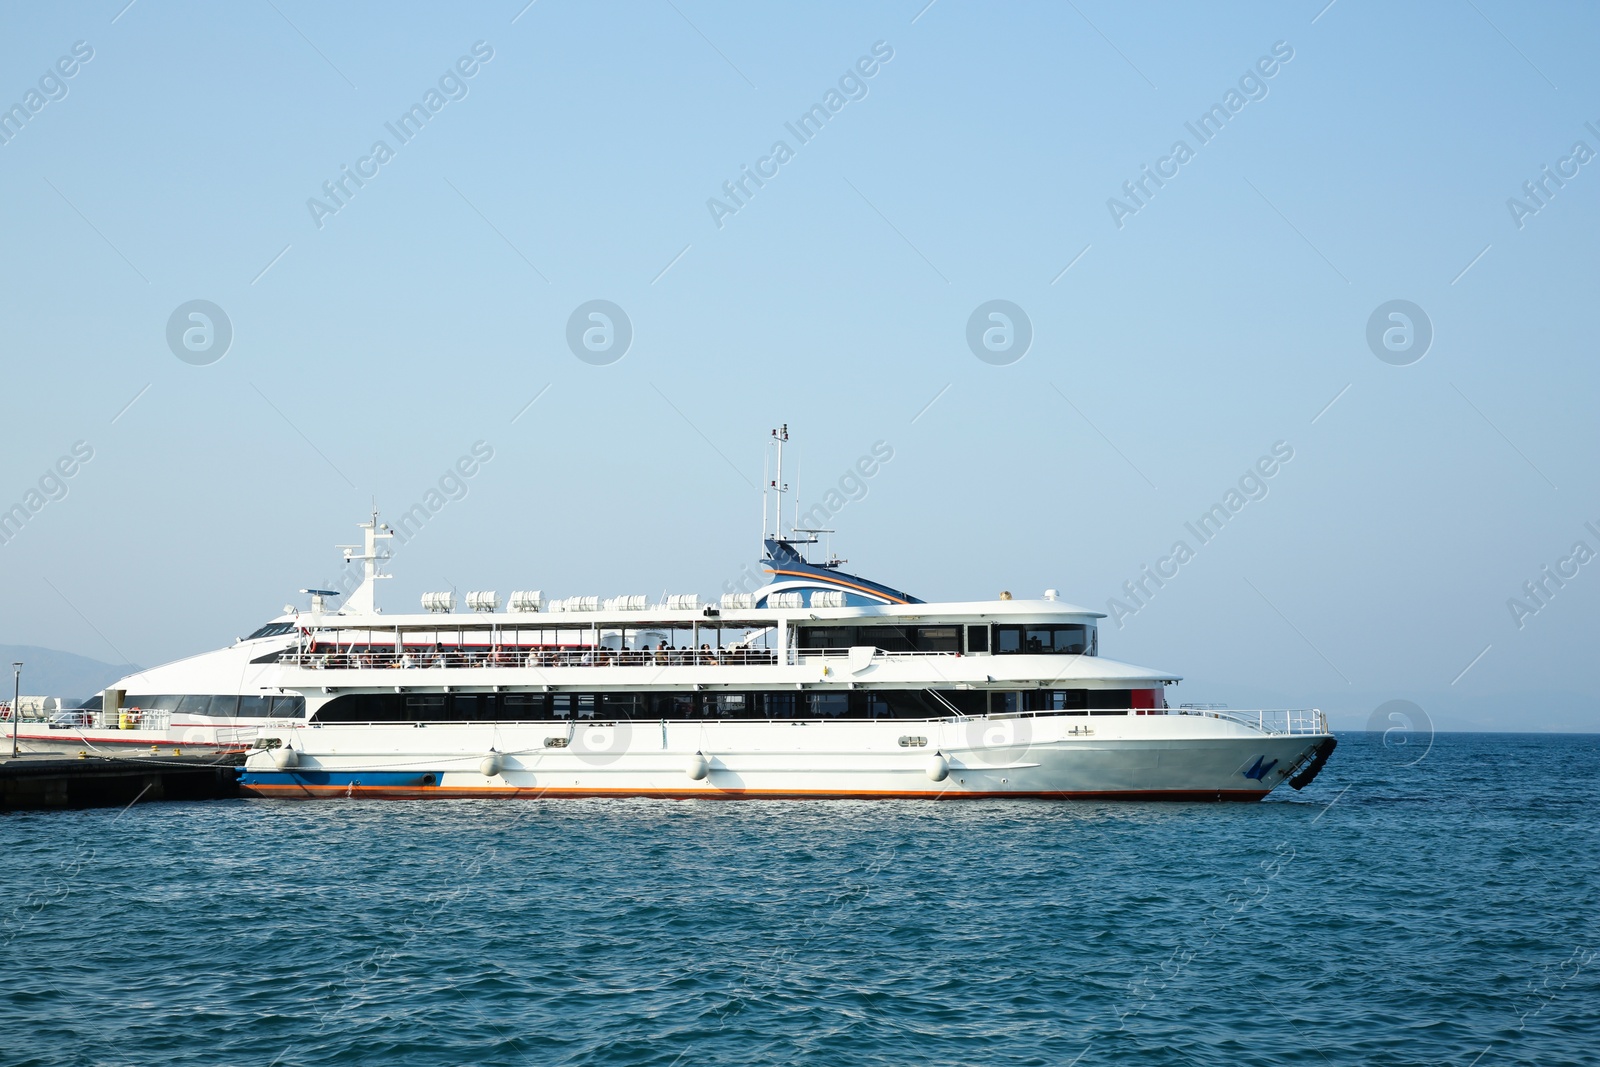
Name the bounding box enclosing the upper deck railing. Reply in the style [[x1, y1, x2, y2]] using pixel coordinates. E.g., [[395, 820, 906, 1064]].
[[280, 644, 1067, 671], [283, 647, 780, 670]]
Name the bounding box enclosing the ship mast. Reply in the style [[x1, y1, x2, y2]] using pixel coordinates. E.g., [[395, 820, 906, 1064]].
[[339, 508, 393, 614], [764, 424, 789, 553]]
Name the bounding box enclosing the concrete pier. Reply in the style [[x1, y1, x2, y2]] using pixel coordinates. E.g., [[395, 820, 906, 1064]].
[[0, 753, 241, 812]]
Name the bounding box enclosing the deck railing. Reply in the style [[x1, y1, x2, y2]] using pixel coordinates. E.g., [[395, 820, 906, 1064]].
[[289, 706, 1329, 732], [9, 708, 179, 730], [282, 647, 780, 670], [281, 645, 983, 671], [1170, 707, 1327, 736]]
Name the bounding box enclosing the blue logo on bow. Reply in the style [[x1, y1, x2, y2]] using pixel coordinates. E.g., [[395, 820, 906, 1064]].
[[1243, 756, 1279, 781]]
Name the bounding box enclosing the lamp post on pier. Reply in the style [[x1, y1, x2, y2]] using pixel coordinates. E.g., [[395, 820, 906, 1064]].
[[10, 662, 21, 758]]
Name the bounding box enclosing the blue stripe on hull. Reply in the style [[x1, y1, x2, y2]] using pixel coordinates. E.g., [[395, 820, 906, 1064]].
[[241, 770, 437, 789]]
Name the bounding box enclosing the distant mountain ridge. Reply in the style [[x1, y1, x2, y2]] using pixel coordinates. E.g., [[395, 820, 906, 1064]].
[[0, 645, 138, 704]]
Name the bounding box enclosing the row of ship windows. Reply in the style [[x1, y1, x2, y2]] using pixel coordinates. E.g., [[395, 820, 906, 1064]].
[[796, 624, 1097, 656], [313, 688, 1155, 723], [109, 694, 306, 717]]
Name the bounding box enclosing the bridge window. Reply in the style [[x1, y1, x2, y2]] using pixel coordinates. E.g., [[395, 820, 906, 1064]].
[[797, 625, 965, 653], [245, 622, 297, 640], [994, 625, 1096, 655]]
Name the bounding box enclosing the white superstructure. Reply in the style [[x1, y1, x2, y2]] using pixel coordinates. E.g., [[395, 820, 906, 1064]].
[[240, 430, 1336, 800]]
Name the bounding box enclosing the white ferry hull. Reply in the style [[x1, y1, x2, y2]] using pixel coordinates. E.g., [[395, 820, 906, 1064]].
[[6, 724, 256, 757], [241, 712, 1334, 801]]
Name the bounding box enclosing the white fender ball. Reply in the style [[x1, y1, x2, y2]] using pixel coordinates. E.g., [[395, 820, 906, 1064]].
[[480, 751, 504, 777], [686, 751, 710, 781], [925, 752, 950, 782], [272, 745, 299, 770]]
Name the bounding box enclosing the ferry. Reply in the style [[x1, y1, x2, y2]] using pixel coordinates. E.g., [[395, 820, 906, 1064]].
[[240, 429, 1336, 801]]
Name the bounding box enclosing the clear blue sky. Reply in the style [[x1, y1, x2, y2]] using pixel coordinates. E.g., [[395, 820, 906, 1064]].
[[1, 1, 1595, 731]]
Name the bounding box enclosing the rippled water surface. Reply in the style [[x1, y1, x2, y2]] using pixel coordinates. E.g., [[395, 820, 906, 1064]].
[[2, 732, 1596, 1066]]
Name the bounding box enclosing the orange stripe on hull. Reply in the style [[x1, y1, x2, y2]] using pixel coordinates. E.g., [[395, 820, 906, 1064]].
[[241, 783, 1267, 802]]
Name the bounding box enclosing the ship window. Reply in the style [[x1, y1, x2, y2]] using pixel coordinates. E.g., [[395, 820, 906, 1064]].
[[209, 695, 240, 717], [452, 694, 489, 721], [807, 693, 848, 718], [176, 694, 212, 716], [1057, 626, 1090, 654], [238, 696, 272, 717], [1025, 689, 1089, 712], [966, 625, 989, 653], [647, 693, 696, 718], [853, 689, 970, 719], [755, 692, 799, 719], [245, 622, 297, 640], [270, 695, 306, 718], [501, 693, 543, 720], [862, 625, 916, 652], [406, 694, 445, 720], [994, 625, 1093, 655], [945, 690, 989, 716], [853, 692, 892, 718], [833, 625, 964, 653], [799, 626, 854, 649], [601, 693, 642, 720]]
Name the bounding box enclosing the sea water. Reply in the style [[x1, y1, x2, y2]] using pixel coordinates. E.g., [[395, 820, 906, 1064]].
[[1, 732, 1595, 1066]]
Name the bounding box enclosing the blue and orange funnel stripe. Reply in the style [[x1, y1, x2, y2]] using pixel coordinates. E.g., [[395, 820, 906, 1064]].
[[760, 539, 923, 605]]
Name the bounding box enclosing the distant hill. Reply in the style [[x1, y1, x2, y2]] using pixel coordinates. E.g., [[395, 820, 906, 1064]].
[[0, 645, 139, 705]]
